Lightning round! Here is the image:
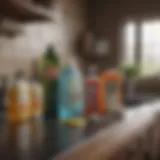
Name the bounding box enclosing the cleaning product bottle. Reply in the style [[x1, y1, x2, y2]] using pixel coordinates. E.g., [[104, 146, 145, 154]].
[[0, 76, 8, 112], [42, 45, 59, 119], [85, 65, 100, 116], [30, 78, 43, 118], [58, 61, 85, 126], [8, 71, 30, 122], [99, 69, 123, 115]]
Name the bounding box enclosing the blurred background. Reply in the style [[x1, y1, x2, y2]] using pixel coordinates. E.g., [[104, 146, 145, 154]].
[[1, 0, 160, 97], [1, 0, 160, 160]]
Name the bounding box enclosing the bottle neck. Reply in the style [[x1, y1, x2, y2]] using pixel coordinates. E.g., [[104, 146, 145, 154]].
[[87, 66, 98, 79]]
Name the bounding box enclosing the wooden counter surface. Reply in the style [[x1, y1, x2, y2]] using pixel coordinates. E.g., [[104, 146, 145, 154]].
[[55, 101, 160, 160]]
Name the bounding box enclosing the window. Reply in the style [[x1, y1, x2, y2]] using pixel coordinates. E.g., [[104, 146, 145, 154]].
[[122, 22, 136, 66], [122, 20, 160, 76]]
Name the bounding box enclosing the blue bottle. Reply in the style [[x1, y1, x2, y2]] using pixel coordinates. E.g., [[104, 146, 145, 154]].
[[58, 63, 84, 122]]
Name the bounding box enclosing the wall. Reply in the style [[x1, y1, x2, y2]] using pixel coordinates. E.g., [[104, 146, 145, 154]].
[[0, 0, 86, 78], [87, 0, 160, 94], [85, 0, 124, 71], [87, 0, 160, 66]]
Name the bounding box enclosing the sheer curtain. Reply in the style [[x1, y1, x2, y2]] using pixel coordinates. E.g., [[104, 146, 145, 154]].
[[123, 20, 160, 76], [141, 21, 160, 75], [122, 22, 136, 66]]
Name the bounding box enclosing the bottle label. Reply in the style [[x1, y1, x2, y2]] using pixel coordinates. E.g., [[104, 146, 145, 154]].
[[45, 66, 59, 80], [105, 82, 119, 111], [18, 92, 29, 106], [69, 79, 80, 106], [18, 88, 30, 117], [68, 73, 83, 110]]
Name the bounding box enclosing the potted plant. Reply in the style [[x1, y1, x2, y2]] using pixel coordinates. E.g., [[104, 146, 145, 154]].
[[120, 65, 140, 99]]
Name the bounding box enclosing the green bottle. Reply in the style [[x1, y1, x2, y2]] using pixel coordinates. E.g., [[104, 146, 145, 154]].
[[42, 45, 59, 119]]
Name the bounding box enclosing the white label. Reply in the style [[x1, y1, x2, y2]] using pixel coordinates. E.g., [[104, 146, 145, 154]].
[[18, 88, 29, 106]]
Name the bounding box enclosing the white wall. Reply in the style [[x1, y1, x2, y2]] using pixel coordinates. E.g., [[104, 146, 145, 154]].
[[0, 0, 86, 77]]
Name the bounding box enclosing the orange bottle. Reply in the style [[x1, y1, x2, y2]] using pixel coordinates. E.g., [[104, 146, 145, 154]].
[[98, 70, 123, 115], [8, 71, 31, 122], [84, 66, 100, 116]]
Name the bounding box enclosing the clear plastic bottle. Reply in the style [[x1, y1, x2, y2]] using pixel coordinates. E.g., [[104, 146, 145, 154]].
[[30, 79, 43, 119], [58, 62, 84, 123]]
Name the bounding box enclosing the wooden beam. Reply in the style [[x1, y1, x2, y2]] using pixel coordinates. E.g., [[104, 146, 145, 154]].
[[0, 0, 54, 22], [33, 0, 54, 8]]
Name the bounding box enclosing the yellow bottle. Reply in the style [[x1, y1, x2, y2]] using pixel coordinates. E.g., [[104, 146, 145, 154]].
[[8, 71, 30, 122]]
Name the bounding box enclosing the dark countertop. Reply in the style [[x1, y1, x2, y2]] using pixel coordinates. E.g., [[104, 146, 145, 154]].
[[0, 114, 122, 160], [0, 96, 156, 160], [0, 119, 84, 160]]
